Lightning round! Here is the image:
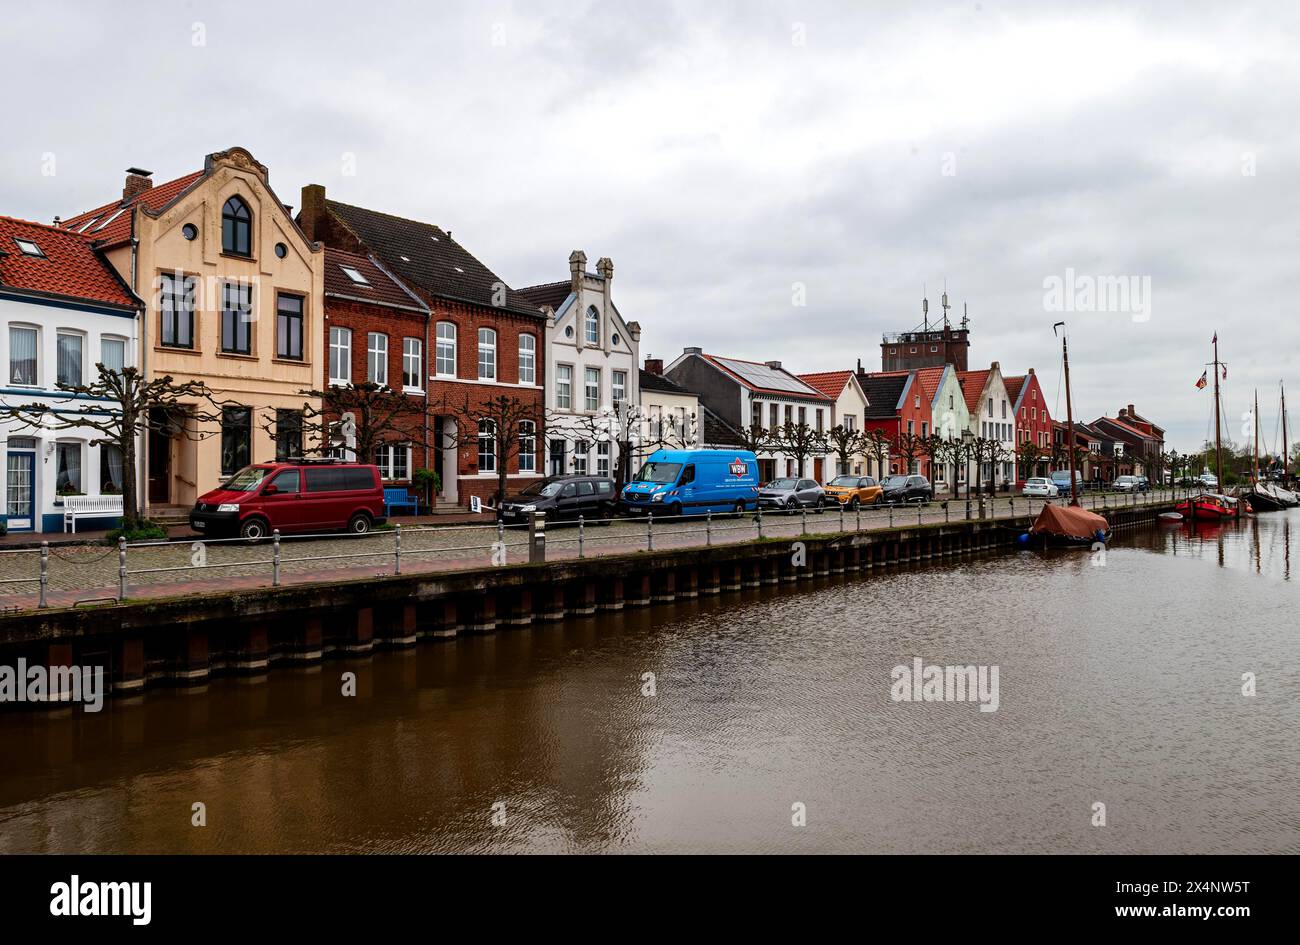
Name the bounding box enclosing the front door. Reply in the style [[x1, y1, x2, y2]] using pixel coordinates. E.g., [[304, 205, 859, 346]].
[[5, 450, 36, 531], [813, 457, 824, 482], [148, 408, 171, 504]]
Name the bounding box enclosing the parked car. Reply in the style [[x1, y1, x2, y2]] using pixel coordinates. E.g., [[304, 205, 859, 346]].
[[1049, 470, 1084, 494], [1021, 477, 1059, 498], [190, 460, 385, 540], [1198, 472, 1220, 490], [1136, 476, 1151, 492], [497, 475, 618, 523], [757, 477, 826, 512], [621, 449, 760, 516], [880, 474, 933, 504], [823, 474, 883, 509], [1112, 475, 1141, 492]]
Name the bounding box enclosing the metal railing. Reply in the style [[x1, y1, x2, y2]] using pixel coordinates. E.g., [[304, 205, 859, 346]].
[[0, 486, 1195, 611]]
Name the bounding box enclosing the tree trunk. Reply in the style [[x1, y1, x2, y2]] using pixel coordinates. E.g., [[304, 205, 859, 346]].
[[121, 408, 140, 529]]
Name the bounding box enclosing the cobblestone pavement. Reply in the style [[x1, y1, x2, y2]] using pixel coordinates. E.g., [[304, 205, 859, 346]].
[[0, 489, 1177, 612]]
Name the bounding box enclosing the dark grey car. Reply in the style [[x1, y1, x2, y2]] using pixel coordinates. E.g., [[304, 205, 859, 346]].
[[756, 477, 825, 512]]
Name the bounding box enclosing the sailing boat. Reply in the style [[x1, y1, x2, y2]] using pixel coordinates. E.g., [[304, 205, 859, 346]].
[[1244, 390, 1287, 512], [1027, 323, 1109, 546], [1177, 332, 1239, 521]]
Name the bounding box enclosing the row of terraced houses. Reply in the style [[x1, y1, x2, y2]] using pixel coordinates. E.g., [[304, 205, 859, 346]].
[[0, 147, 1163, 532]]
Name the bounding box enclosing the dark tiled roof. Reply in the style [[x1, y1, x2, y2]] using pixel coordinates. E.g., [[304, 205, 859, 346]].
[[0, 216, 137, 310], [324, 248, 427, 312], [325, 199, 543, 318], [515, 280, 572, 312], [860, 372, 909, 418], [62, 170, 205, 247], [702, 406, 746, 447], [639, 369, 692, 395]]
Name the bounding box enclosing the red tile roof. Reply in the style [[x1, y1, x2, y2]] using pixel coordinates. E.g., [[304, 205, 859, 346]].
[[62, 170, 205, 247], [913, 366, 946, 404], [0, 216, 137, 310], [797, 370, 854, 399], [957, 369, 990, 413], [324, 248, 427, 312], [1004, 375, 1025, 406]]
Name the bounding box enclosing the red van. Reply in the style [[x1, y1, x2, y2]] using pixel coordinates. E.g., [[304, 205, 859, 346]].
[[189, 460, 386, 540]]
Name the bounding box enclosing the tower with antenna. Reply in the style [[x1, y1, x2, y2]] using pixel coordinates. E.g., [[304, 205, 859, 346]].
[[880, 286, 972, 372]]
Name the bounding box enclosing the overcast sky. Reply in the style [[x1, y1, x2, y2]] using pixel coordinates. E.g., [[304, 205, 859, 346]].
[[3, 0, 1297, 453]]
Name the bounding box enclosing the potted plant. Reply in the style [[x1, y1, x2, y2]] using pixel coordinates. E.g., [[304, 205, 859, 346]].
[[412, 467, 441, 514]]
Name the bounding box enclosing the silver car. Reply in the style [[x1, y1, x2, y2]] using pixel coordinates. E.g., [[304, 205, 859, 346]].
[[757, 477, 825, 512]]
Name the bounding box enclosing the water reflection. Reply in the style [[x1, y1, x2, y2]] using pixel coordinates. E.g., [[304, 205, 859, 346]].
[[1, 512, 1297, 854]]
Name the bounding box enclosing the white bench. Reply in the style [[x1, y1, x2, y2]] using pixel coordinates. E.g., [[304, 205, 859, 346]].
[[62, 494, 124, 533]]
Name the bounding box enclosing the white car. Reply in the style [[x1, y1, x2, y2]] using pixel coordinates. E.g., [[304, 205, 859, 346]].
[[1021, 477, 1059, 498]]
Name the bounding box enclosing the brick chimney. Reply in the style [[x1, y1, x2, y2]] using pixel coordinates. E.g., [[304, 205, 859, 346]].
[[1127, 403, 1136, 416], [765, 360, 782, 370], [644, 357, 663, 375], [123, 167, 153, 200], [299, 184, 327, 242]]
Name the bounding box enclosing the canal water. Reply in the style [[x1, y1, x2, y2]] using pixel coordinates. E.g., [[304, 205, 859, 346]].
[[2, 512, 1297, 854]]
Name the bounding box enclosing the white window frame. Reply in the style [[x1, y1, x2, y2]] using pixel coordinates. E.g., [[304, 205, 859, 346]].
[[584, 306, 599, 344], [375, 443, 412, 481], [478, 419, 496, 472], [56, 329, 85, 387], [367, 332, 389, 386], [519, 420, 536, 472], [8, 324, 40, 387], [436, 322, 457, 378], [401, 337, 423, 391], [518, 334, 536, 385], [612, 370, 626, 405], [556, 363, 573, 410], [478, 328, 496, 380], [584, 367, 600, 412], [573, 439, 588, 475], [99, 334, 127, 377], [596, 440, 610, 476], [329, 326, 352, 385]]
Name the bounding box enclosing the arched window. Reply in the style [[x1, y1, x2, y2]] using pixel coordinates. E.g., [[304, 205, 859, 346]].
[[222, 196, 252, 256], [584, 306, 599, 344], [478, 419, 497, 472]]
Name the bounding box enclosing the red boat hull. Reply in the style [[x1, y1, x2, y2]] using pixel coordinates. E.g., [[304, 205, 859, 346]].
[[1175, 495, 1238, 521]]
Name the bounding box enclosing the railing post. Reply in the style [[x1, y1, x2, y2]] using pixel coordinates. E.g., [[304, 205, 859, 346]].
[[39, 541, 49, 609], [272, 529, 281, 587], [705, 510, 712, 547], [888, 504, 894, 528], [647, 512, 654, 551], [578, 514, 585, 557], [855, 503, 862, 531], [917, 503, 922, 525], [839, 503, 845, 533], [395, 523, 402, 575], [757, 506, 764, 539], [117, 536, 127, 601], [944, 502, 950, 523], [801, 506, 807, 535]]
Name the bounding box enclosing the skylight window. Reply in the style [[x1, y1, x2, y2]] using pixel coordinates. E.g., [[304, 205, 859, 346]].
[[76, 217, 100, 233], [14, 238, 44, 257], [340, 265, 370, 286], [94, 207, 128, 232], [454, 266, 464, 273], [400, 255, 410, 261]]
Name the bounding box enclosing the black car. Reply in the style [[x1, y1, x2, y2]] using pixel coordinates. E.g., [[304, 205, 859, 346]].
[[496, 475, 618, 523], [880, 474, 933, 504]]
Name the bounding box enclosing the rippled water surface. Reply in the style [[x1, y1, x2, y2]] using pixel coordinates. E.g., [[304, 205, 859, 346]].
[[2, 512, 1298, 853]]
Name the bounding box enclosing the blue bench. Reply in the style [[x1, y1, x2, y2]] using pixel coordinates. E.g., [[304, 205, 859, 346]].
[[384, 487, 419, 517]]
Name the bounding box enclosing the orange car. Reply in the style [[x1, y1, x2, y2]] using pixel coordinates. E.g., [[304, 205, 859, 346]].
[[823, 474, 884, 509]]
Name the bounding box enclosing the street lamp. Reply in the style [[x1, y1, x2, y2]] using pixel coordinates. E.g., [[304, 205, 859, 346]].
[[961, 428, 974, 500]]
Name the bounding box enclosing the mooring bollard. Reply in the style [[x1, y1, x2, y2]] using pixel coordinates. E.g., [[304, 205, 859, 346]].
[[917, 503, 923, 525], [118, 536, 127, 601], [272, 529, 281, 586], [705, 510, 712, 547], [529, 510, 547, 563], [889, 505, 894, 527], [801, 507, 808, 535], [395, 523, 403, 574], [39, 541, 49, 609], [578, 515, 585, 557], [647, 512, 654, 551]]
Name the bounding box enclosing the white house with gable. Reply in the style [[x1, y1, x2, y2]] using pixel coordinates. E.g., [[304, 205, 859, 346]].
[[518, 251, 641, 483]]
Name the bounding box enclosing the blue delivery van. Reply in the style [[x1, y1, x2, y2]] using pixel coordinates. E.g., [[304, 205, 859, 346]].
[[621, 449, 760, 516]]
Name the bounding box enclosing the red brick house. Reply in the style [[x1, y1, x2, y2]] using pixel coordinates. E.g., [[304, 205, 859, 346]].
[[319, 247, 430, 488], [298, 186, 547, 508], [1005, 368, 1052, 481], [858, 369, 934, 477]]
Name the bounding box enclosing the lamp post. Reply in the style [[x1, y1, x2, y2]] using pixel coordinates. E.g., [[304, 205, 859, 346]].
[[961, 428, 974, 500]]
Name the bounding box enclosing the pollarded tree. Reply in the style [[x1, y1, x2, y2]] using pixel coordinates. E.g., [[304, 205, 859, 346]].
[[1016, 439, 1043, 481], [0, 365, 227, 530], [772, 422, 828, 480], [861, 427, 892, 480], [892, 431, 926, 477], [441, 391, 545, 507], [275, 381, 431, 462], [825, 424, 865, 478]]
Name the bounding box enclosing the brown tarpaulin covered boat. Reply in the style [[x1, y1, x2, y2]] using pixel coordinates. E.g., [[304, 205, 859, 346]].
[[1028, 503, 1109, 544]]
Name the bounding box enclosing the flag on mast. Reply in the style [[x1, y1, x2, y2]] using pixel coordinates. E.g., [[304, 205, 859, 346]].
[[1196, 371, 1208, 390]]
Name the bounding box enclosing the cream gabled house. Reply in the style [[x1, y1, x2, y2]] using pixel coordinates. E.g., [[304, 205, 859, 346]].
[[518, 251, 641, 483], [62, 148, 324, 511]]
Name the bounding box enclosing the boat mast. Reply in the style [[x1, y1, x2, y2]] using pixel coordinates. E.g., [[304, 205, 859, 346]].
[[1055, 322, 1079, 506], [1284, 382, 1291, 482], [1253, 389, 1260, 484], [1213, 334, 1224, 488]]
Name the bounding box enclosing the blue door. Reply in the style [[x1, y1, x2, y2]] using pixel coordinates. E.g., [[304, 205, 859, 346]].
[[6, 450, 36, 531]]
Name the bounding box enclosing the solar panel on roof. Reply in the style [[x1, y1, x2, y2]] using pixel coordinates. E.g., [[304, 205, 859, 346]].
[[714, 357, 819, 395]]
